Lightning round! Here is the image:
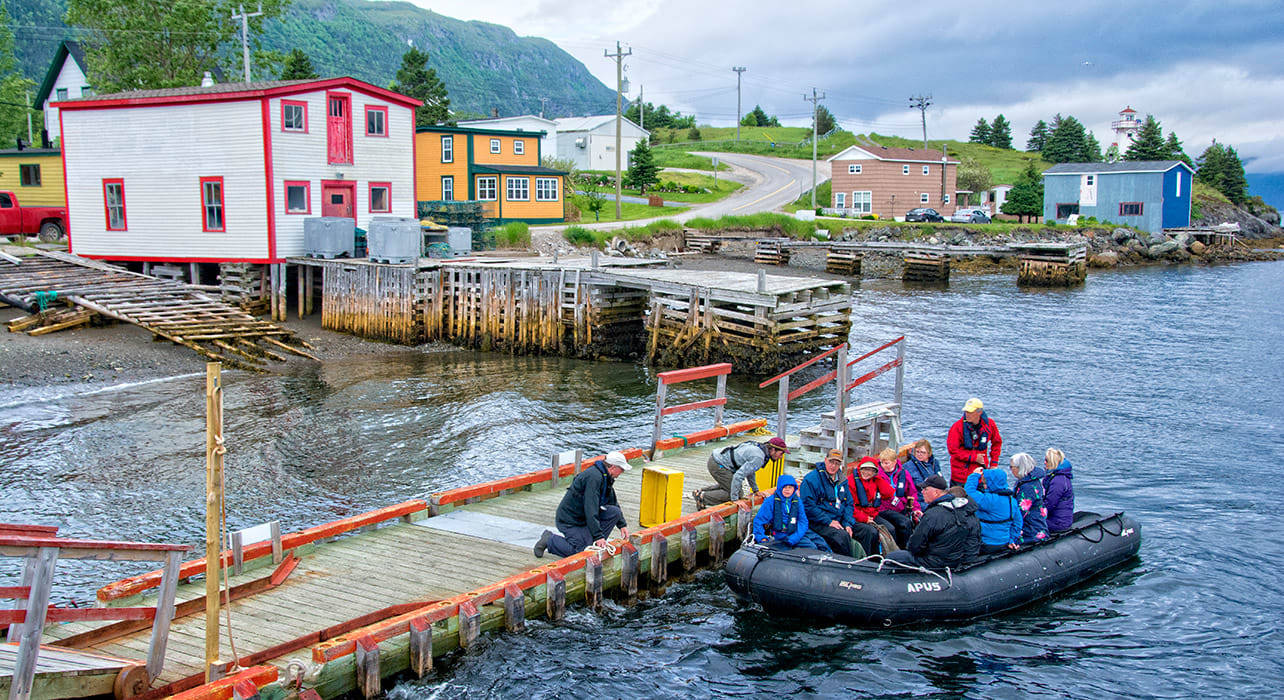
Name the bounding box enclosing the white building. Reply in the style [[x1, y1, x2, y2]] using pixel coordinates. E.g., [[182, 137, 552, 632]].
[[33, 41, 92, 142], [1110, 106, 1142, 154], [455, 114, 557, 159], [553, 116, 649, 171], [55, 78, 419, 263]]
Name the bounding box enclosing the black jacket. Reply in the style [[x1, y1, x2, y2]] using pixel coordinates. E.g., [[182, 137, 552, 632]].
[[555, 460, 626, 540], [904, 491, 981, 569]]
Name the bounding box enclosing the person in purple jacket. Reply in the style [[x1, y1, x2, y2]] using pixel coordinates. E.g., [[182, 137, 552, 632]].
[[1043, 448, 1075, 532]]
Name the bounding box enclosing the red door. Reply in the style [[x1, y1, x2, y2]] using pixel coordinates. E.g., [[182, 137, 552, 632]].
[[321, 183, 355, 221], [326, 93, 352, 164]]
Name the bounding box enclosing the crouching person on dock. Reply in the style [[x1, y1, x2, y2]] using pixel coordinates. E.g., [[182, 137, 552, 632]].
[[964, 467, 1022, 555], [800, 449, 857, 556], [535, 451, 631, 558], [752, 474, 829, 551], [886, 475, 981, 569], [692, 437, 787, 508]]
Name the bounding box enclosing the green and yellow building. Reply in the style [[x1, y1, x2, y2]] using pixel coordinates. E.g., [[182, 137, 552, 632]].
[[0, 148, 65, 206], [414, 125, 566, 223]]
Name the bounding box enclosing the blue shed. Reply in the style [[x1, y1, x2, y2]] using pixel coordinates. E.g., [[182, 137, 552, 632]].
[[1042, 161, 1195, 233]]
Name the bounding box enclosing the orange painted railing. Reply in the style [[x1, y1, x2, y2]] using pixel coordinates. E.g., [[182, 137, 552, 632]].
[[651, 362, 733, 452], [166, 665, 279, 700]]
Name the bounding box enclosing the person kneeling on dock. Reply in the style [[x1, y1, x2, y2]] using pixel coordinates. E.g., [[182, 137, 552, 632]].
[[535, 451, 631, 558], [692, 437, 787, 507], [886, 475, 981, 570], [800, 449, 857, 556], [752, 474, 830, 551]]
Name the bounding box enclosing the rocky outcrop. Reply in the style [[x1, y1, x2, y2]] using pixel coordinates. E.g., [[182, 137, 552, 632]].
[[1191, 197, 1282, 238]]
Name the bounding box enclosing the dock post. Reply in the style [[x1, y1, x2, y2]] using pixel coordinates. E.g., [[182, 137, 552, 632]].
[[591, 251, 599, 269], [549, 453, 560, 488], [458, 600, 480, 649], [621, 541, 639, 601], [709, 515, 725, 564], [408, 616, 433, 677], [574, 448, 583, 474], [736, 503, 750, 540], [585, 554, 603, 610], [680, 524, 697, 573], [546, 571, 566, 621], [354, 635, 381, 699], [503, 584, 526, 633], [776, 375, 789, 441], [650, 536, 668, 588], [834, 344, 848, 459], [757, 269, 766, 293]]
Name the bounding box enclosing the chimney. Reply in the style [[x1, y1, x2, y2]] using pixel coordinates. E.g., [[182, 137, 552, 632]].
[[201, 71, 215, 87], [15, 137, 24, 151], [492, 107, 499, 118], [41, 129, 50, 149]]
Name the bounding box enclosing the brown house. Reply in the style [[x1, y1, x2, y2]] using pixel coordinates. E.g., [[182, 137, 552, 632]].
[[826, 145, 959, 219]]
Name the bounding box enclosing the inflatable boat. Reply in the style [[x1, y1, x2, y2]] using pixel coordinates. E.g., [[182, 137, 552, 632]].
[[724, 511, 1140, 626]]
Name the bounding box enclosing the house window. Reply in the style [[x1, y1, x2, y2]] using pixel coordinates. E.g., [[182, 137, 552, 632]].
[[477, 176, 497, 201], [284, 181, 311, 214], [514, 140, 525, 155], [506, 176, 529, 201], [1056, 203, 1080, 219], [80, 86, 93, 97], [369, 182, 391, 212], [200, 177, 225, 232], [852, 191, 872, 214], [490, 138, 501, 154], [903, 165, 910, 175], [103, 179, 126, 231], [19, 164, 40, 187], [920, 193, 929, 204], [835, 192, 846, 208], [281, 100, 308, 132], [535, 177, 558, 201], [1086, 175, 1094, 186], [848, 164, 861, 174], [56, 88, 68, 101], [1120, 202, 1144, 216], [943, 194, 950, 204], [441, 176, 454, 201], [923, 165, 930, 175], [441, 135, 453, 163], [365, 106, 387, 137]]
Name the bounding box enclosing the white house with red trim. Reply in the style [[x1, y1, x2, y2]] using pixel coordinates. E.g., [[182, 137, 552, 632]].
[[54, 78, 420, 264]]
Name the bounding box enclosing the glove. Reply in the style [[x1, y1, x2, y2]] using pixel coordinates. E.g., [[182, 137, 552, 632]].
[[757, 535, 775, 544]]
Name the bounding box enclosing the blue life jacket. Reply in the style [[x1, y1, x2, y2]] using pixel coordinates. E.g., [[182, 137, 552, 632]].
[[771, 493, 801, 536], [885, 465, 910, 500], [853, 477, 882, 509], [961, 413, 994, 451]]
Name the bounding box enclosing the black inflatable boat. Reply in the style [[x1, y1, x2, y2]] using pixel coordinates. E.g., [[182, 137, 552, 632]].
[[724, 511, 1140, 626]]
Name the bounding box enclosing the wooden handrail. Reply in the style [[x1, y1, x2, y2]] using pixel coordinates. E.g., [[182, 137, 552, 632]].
[[0, 524, 59, 537], [758, 342, 846, 388], [657, 362, 731, 385], [0, 536, 189, 552]]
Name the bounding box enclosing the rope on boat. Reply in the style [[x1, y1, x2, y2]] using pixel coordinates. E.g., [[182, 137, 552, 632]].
[[870, 554, 952, 587]]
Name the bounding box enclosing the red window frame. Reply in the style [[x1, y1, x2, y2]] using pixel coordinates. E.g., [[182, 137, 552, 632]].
[[200, 176, 226, 233], [284, 180, 311, 215], [281, 99, 308, 133], [364, 106, 388, 137], [369, 182, 392, 213], [102, 178, 127, 231], [1119, 202, 1144, 216]]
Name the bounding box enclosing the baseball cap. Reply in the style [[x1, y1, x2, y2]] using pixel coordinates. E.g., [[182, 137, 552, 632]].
[[963, 397, 984, 413], [604, 451, 632, 471], [922, 475, 948, 490], [825, 449, 843, 461]]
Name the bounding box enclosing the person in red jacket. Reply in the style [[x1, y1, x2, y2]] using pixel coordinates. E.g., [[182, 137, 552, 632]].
[[947, 397, 1002, 485], [847, 456, 896, 556]]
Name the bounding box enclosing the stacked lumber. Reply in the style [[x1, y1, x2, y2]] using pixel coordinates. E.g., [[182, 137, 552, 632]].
[[1015, 244, 1087, 286], [754, 238, 791, 265], [903, 252, 950, 282], [5, 305, 97, 336], [218, 262, 265, 308], [825, 245, 863, 276]]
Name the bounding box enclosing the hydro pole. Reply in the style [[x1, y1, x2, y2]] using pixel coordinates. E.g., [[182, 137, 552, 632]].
[[805, 87, 826, 210], [231, 4, 263, 83], [605, 41, 632, 219], [733, 66, 747, 142]]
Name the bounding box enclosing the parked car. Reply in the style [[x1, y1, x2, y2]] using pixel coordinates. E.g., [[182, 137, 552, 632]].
[[0, 191, 68, 242], [904, 208, 944, 222], [951, 207, 992, 224]]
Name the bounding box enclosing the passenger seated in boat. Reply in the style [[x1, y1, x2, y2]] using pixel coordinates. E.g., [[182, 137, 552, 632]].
[[534, 452, 631, 558], [849, 456, 899, 555], [902, 438, 942, 489], [752, 474, 830, 551], [1043, 448, 1075, 533], [1009, 453, 1049, 544], [800, 449, 857, 556], [875, 448, 921, 548], [965, 467, 1022, 554], [886, 475, 980, 570]]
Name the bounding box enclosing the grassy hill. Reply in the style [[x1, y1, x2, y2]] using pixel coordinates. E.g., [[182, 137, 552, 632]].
[[866, 133, 1051, 185], [11, 0, 616, 118]]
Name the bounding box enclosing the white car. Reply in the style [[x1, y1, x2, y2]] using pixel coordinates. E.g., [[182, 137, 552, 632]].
[[950, 208, 991, 223]]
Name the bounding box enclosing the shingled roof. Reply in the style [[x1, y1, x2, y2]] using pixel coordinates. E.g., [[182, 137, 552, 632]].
[[1042, 161, 1193, 175]]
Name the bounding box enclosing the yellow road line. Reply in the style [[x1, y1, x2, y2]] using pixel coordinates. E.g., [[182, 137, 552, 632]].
[[732, 180, 795, 212]]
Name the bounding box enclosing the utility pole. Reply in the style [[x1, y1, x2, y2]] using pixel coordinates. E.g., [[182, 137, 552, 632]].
[[638, 85, 644, 130], [909, 94, 932, 151], [231, 4, 263, 83], [733, 67, 747, 142], [805, 88, 826, 210], [25, 90, 32, 144], [605, 41, 632, 219], [538, 97, 549, 119]]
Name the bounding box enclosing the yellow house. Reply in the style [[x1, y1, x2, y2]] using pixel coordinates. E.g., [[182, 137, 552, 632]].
[[414, 125, 565, 223], [0, 148, 66, 206]]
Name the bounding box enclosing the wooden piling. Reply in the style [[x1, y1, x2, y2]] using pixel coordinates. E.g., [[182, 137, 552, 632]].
[[408, 616, 433, 677], [1016, 244, 1087, 286], [503, 584, 525, 633], [546, 571, 566, 622], [903, 253, 950, 282], [354, 636, 379, 699]]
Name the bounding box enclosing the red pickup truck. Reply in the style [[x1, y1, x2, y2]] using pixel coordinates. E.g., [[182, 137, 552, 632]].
[[0, 190, 68, 242]]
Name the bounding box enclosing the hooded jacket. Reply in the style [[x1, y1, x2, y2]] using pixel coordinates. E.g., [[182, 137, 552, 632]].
[[554, 460, 625, 541], [903, 452, 942, 489], [1014, 466, 1049, 543], [847, 457, 895, 523], [752, 474, 808, 546], [800, 462, 856, 530], [1043, 459, 1075, 532], [947, 413, 1002, 484], [904, 490, 981, 569], [878, 460, 923, 513], [964, 468, 1022, 547]]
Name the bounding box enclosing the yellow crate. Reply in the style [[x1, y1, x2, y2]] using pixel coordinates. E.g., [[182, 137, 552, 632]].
[[640, 465, 685, 527], [754, 456, 785, 492]]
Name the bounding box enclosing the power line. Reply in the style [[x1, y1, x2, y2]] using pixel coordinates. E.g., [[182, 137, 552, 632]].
[[909, 94, 932, 150]]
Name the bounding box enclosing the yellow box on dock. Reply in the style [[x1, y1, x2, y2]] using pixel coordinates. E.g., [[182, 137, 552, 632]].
[[640, 465, 684, 527], [755, 457, 785, 492]]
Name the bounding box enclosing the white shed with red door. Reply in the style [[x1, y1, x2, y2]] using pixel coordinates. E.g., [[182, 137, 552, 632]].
[[55, 78, 420, 263]]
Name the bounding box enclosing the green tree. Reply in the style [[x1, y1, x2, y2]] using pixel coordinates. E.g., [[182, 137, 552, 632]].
[[956, 156, 993, 205], [66, 0, 289, 92], [1104, 143, 1121, 162], [581, 182, 606, 222], [1042, 115, 1088, 163], [389, 47, 450, 126], [1163, 132, 1193, 167], [1026, 119, 1049, 152], [1001, 160, 1044, 222], [1220, 146, 1249, 205], [988, 114, 1012, 149], [1124, 114, 1167, 161], [624, 139, 659, 193], [969, 118, 991, 144], [0, 1, 35, 145], [624, 101, 694, 130], [814, 104, 835, 134], [1083, 130, 1102, 162], [740, 104, 778, 127], [279, 48, 318, 80]]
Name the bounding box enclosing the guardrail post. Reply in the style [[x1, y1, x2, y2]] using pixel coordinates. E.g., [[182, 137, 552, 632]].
[[549, 453, 560, 488], [145, 550, 182, 681], [713, 373, 727, 427], [834, 344, 848, 458], [776, 375, 789, 441], [573, 448, 583, 474], [11, 546, 58, 700], [894, 339, 905, 417], [408, 616, 433, 677], [651, 379, 668, 452]]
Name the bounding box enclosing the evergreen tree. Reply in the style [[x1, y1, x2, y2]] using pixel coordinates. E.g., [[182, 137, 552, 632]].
[[969, 118, 991, 145], [740, 104, 777, 127], [1124, 114, 1166, 160], [389, 47, 451, 127], [0, 1, 34, 145], [624, 139, 659, 193], [1042, 115, 1087, 163], [1082, 130, 1102, 162], [1026, 119, 1049, 152], [1164, 132, 1193, 167], [988, 114, 1012, 149], [1195, 142, 1226, 190], [280, 48, 318, 80], [1000, 160, 1045, 222], [814, 104, 836, 135], [1104, 143, 1121, 162], [1220, 146, 1249, 205]]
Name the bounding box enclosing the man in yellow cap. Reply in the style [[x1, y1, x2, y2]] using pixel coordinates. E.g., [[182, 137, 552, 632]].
[[946, 397, 1002, 486]]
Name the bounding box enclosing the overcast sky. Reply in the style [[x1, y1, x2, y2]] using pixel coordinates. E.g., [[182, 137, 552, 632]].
[[401, 0, 1284, 172]]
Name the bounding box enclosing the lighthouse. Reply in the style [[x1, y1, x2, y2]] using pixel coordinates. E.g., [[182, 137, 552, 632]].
[[1111, 106, 1142, 152]]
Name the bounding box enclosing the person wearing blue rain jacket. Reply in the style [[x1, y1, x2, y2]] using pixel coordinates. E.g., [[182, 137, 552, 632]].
[[903, 439, 942, 496], [752, 474, 830, 551], [964, 467, 1022, 554]]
